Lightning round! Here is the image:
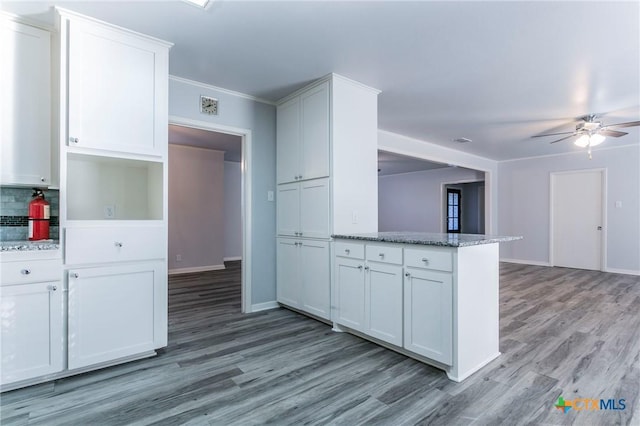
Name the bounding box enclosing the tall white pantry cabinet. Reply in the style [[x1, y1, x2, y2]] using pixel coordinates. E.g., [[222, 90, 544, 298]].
[[59, 9, 172, 372], [275, 75, 380, 321]]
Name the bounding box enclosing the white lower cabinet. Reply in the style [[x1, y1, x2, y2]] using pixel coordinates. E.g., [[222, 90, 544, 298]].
[[67, 262, 166, 369], [277, 238, 330, 320], [335, 257, 366, 331], [365, 262, 403, 346], [403, 268, 453, 365], [0, 281, 63, 385]]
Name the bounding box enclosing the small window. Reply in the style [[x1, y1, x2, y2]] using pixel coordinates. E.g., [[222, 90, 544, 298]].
[[447, 188, 461, 233]]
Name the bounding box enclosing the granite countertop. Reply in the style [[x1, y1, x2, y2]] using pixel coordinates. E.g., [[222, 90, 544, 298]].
[[0, 240, 61, 252], [331, 232, 522, 247]]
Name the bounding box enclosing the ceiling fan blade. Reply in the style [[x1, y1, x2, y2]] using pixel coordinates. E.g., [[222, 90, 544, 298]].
[[600, 129, 628, 137], [531, 131, 575, 138], [549, 134, 577, 144], [605, 120, 640, 128]]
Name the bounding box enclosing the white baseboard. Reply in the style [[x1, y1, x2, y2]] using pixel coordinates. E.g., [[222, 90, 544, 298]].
[[223, 256, 242, 262], [168, 264, 225, 275], [250, 301, 279, 312], [603, 267, 640, 276], [500, 258, 551, 267]]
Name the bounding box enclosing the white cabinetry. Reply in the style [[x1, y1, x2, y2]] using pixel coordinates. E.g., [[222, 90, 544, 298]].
[[67, 262, 166, 369], [0, 255, 63, 387], [276, 82, 329, 184], [277, 238, 330, 320], [65, 14, 170, 156], [334, 243, 403, 345], [403, 268, 452, 364], [0, 17, 52, 187], [58, 9, 171, 380], [276, 74, 380, 322], [333, 239, 501, 382], [277, 178, 329, 238]]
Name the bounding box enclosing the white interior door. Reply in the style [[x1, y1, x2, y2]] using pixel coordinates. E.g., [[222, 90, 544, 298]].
[[552, 170, 603, 270]]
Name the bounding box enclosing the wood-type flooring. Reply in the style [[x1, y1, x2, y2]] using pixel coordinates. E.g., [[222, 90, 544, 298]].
[[1, 261, 639, 425]]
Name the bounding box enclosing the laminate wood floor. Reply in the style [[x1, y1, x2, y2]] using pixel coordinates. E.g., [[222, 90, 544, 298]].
[[1, 261, 639, 425]]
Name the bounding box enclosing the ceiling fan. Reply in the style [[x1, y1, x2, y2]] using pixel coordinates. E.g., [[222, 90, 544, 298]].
[[532, 114, 640, 158]]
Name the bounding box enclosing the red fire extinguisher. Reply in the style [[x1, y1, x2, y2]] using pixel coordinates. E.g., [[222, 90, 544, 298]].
[[28, 188, 50, 241]]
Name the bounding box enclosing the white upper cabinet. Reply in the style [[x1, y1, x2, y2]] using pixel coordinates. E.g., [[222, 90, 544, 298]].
[[0, 17, 52, 187], [63, 12, 171, 157], [276, 81, 329, 184], [277, 178, 329, 238]]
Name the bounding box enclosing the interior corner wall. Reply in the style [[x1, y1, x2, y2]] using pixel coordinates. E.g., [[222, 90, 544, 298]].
[[168, 145, 225, 271], [378, 130, 499, 234], [379, 167, 484, 232], [498, 144, 640, 274], [169, 77, 277, 304], [224, 161, 242, 260]]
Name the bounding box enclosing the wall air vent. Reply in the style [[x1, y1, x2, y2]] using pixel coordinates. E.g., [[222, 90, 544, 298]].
[[453, 137, 472, 143]]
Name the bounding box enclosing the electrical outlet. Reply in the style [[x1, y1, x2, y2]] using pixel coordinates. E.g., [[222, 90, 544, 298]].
[[352, 210, 358, 224], [176, 254, 182, 262], [104, 205, 115, 219], [267, 190, 274, 202]]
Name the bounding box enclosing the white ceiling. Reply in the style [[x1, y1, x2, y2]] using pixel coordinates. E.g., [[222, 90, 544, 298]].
[[4, 1, 639, 161]]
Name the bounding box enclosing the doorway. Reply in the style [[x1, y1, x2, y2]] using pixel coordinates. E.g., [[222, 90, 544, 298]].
[[168, 117, 252, 313], [551, 169, 605, 271], [442, 181, 485, 234]]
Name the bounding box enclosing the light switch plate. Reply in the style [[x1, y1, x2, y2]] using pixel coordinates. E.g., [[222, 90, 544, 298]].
[[104, 205, 115, 219]]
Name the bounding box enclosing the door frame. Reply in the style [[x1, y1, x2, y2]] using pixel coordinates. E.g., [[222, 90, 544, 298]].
[[549, 168, 607, 270], [169, 116, 253, 313], [440, 179, 484, 233]]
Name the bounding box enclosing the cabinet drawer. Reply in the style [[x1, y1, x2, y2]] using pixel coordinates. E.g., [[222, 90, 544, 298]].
[[366, 244, 402, 265], [405, 247, 453, 272], [1, 258, 61, 285], [334, 241, 364, 260], [66, 226, 165, 265]]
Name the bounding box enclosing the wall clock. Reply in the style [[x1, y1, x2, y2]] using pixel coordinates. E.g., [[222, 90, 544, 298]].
[[200, 95, 218, 115]]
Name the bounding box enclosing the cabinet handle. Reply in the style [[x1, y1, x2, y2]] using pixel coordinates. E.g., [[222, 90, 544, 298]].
[[358, 265, 363, 270], [299, 232, 303, 236], [21, 269, 31, 275], [379, 253, 385, 258], [421, 258, 429, 264], [299, 175, 303, 180], [364, 266, 370, 271], [405, 272, 411, 277], [344, 249, 350, 254], [70, 273, 79, 279], [115, 242, 123, 248], [69, 137, 79, 144], [49, 285, 57, 291], [294, 175, 299, 180], [40, 177, 46, 182]]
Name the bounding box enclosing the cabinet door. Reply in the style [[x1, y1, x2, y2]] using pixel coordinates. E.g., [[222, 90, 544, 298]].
[[67, 19, 168, 156], [68, 262, 166, 369], [0, 282, 63, 385], [276, 96, 300, 184], [365, 262, 403, 346], [277, 183, 300, 236], [404, 269, 453, 365], [300, 178, 330, 239], [300, 240, 330, 320], [300, 82, 330, 181], [276, 238, 300, 308], [335, 257, 365, 332], [0, 19, 51, 186]]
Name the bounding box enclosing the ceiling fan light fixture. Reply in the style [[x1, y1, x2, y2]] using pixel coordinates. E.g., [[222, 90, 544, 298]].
[[574, 134, 590, 147], [590, 133, 605, 146]]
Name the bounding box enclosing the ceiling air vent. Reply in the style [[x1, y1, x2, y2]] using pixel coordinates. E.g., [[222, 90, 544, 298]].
[[453, 137, 472, 143]]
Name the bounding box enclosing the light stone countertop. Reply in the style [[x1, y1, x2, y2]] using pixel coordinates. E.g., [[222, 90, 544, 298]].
[[0, 240, 61, 252], [331, 232, 522, 247]]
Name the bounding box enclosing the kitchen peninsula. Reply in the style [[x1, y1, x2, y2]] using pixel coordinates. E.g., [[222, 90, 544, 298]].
[[332, 232, 521, 381]]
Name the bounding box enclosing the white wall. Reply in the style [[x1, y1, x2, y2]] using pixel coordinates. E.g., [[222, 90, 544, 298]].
[[169, 76, 276, 304], [498, 144, 640, 274], [379, 167, 484, 232], [168, 145, 225, 271], [378, 130, 499, 234], [224, 161, 242, 260]]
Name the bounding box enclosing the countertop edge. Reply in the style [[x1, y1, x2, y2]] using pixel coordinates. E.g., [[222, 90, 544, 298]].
[[331, 233, 523, 247]]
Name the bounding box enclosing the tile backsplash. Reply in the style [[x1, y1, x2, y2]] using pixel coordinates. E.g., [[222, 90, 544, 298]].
[[0, 187, 59, 241]]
